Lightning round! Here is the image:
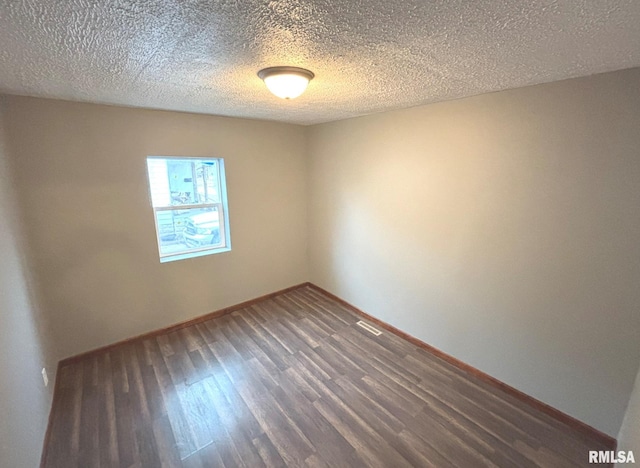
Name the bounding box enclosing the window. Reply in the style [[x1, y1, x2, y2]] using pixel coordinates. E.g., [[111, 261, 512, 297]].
[[146, 156, 231, 262]]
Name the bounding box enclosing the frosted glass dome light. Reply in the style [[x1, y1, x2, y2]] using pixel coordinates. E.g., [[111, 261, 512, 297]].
[[258, 66, 314, 99]]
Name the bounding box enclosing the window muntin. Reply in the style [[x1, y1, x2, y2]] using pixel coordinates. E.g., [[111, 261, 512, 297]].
[[147, 157, 230, 262]]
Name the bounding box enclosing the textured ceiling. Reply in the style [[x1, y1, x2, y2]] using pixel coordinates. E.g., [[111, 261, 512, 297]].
[[1, 0, 640, 125]]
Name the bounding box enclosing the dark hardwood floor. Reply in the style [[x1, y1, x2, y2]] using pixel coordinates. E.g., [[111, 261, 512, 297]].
[[42, 286, 611, 467]]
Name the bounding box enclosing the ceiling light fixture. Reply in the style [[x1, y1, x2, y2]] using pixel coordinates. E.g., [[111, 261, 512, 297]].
[[258, 66, 314, 99]]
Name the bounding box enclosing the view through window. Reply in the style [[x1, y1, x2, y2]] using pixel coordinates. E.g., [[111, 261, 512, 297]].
[[147, 157, 230, 262]]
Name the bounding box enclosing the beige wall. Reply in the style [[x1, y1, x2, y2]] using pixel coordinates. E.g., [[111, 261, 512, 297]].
[[307, 68, 640, 437], [4, 97, 308, 360], [0, 98, 57, 466], [617, 364, 640, 465]]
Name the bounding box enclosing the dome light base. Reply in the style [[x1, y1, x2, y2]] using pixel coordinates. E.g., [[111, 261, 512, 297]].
[[258, 66, 315, 99]]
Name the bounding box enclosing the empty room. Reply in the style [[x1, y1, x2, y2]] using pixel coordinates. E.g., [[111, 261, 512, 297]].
[[1, 1, 640, 467]]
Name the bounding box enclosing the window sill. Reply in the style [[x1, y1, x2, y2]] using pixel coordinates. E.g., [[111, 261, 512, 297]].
[[159, 246, 232, 263]]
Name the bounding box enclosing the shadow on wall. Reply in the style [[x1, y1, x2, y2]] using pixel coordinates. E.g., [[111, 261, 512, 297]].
[[0, 100, 57, 468]]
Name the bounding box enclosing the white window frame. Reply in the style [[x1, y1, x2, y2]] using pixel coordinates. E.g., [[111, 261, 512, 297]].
[[147, 156, 231, 263]]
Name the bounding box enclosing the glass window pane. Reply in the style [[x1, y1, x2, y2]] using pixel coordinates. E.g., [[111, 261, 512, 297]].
[[147, 158, 171, 207], [194, 160, 221, 204], [155, 206, 223, 256], [149, 158, 222, 206], [167, 160, 197, 205]]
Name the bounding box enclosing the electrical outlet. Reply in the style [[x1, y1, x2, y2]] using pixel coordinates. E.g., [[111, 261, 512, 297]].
[[42, 368, 48, 387]]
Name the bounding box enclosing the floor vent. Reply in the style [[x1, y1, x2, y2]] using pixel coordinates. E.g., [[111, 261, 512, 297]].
[[356, 320, 382, 336]]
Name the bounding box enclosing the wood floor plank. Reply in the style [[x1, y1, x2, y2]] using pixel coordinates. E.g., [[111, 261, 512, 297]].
[[97, 352, 120, 467], [236, 307, 292, 371], [312, 394, 412, 468], [395, 428, 455, 468], [228, 315, 284, 379], [331, 376, 406, 435], [204, 348, 264, 442], [199, 376, 266, 468], [192, 380, 246, 467], [270, 374, 366, 467], [43, 286, 611, 467], [235, 376, 315, 466], [252, 433, 287, 467], [288, 290, 351, 333], [77, 357, 99, 468], [111, 347, 141, 467], [151, 413, 183, 468]]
